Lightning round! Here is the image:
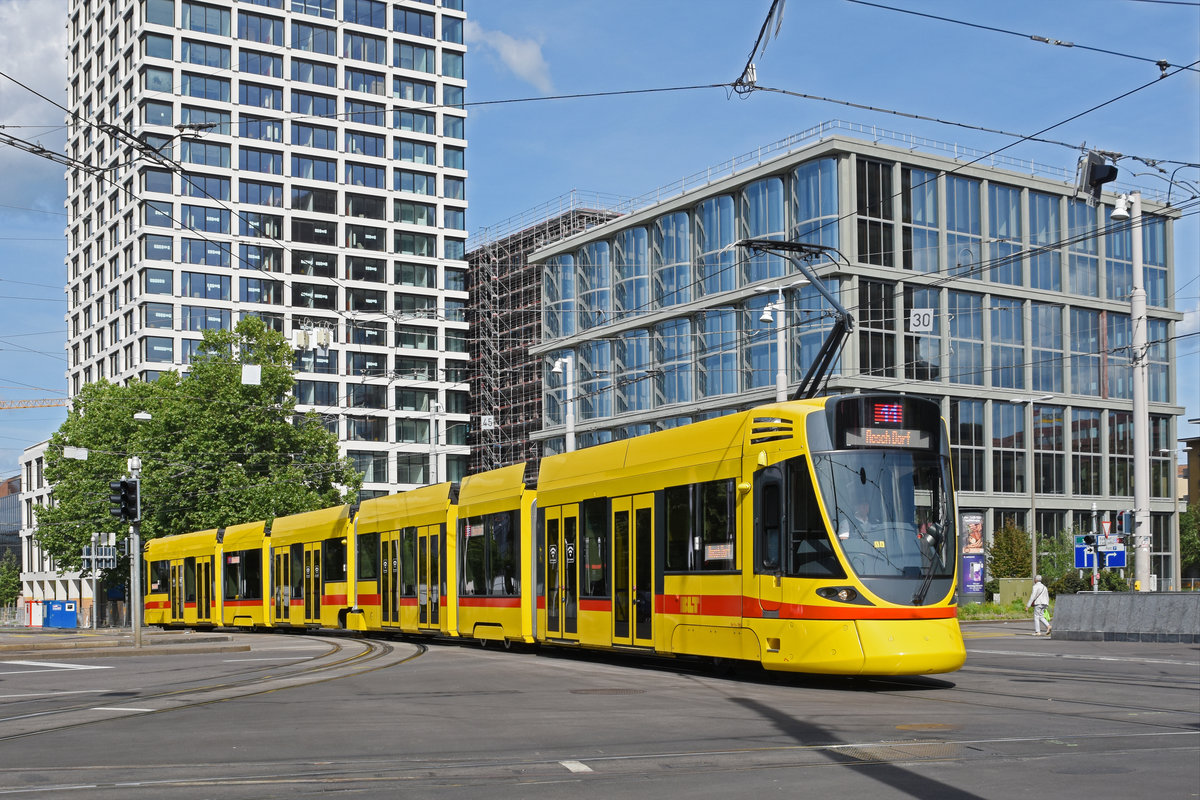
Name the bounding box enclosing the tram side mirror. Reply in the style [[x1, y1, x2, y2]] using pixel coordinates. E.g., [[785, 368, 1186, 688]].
[[921, 522, 944, 549]]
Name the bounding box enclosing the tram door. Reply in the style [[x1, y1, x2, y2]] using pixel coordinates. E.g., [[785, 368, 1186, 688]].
[[417, 527, 440, 629], [170, 561, 184, 623], [272, 547, 290, 624], [380, 531, 400, 626], [544, 506, 579, 640], [612, 494, 654, 648], [195, 558, 212, 621], [303, 543, 322, 625]]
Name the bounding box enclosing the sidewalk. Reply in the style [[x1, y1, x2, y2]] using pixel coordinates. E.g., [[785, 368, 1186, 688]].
[[0, 626, 251, 659]]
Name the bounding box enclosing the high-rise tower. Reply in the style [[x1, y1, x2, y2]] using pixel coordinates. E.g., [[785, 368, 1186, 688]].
[[64, 0, 468, 497]]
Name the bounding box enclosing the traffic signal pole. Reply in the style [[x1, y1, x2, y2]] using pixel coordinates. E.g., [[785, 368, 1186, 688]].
[[128, 457, 142, 649]]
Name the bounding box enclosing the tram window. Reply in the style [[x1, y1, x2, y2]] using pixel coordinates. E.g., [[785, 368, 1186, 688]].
[[357, 532, 379, 580], [580, 498, 608, 597], [184, 557, 196, 602], [223, 549, 263, 600], [460, 519, 486, 595], [663, 480, 736, 572], [149, 560, 170, 593], [788, 459, 845, 578], [323, 537, 347, 582], [459, 511, 519, 596], [290, 543, 304, 599], [664, 486, 691, 570], [755, 467, 783, 573]]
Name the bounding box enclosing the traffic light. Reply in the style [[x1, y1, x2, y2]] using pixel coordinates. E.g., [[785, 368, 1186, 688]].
[[1082, 534, 1097, 548], [1077, 151, 1118, 206], [108, 478, 140, 522]]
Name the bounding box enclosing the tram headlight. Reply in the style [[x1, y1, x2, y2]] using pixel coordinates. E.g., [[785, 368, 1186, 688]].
[[817, 586, 858, 603]]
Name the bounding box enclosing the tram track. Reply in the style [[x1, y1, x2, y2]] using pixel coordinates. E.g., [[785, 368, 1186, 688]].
[[0, 635, 425, 743]]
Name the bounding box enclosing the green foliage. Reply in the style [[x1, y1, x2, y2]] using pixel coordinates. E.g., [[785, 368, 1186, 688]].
[[1099, 570, 1129, 592], [0, 552, 20, 606], [1049, 571, 1087, 596], [36, 317, 362, 571], [986, 520, 1031, 581], [1181, 504, 1200, 577]]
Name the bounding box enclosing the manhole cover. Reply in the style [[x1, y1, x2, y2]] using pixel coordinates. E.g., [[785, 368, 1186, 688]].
[[570, 688, 646, 695]]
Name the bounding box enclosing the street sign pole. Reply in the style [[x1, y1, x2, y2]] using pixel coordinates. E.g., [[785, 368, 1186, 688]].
[[1091, 504, 1099, 593]]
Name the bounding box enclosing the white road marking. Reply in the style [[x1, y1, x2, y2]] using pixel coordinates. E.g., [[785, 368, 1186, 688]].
[[0, 690, 108, 699], [559, 760, 593, 773], [0, 661, 113, 675], [222, 657, 311, 662], [90, 707, 154, 713]]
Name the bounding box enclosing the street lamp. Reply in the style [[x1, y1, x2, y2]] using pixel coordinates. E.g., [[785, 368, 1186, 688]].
[[551, 356, 575, 452], [429, 401, 442, 484], [1112, 192, 1152, 592], [1012, 394, 1054, 577], [758, 277, 811, 403]]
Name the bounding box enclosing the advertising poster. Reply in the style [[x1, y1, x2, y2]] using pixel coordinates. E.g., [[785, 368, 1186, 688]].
[[962, 554, 985, 595], [961, 512, 984, 555]]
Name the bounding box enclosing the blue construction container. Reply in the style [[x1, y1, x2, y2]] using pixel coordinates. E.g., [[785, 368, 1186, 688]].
[[44, 600, 78, 628]]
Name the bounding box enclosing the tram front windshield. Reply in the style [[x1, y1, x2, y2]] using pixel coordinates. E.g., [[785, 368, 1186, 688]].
[[811, 449, 954, 580]]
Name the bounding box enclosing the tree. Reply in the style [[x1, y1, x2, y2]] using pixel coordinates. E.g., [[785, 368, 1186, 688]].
[[984, 520, 1032, 598], [0, 552, 20, 607], [1181, 504, 1200, 579], [37, 317, 362, 570]]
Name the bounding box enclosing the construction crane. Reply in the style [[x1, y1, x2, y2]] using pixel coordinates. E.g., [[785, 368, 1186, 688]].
[[0, 398, 70, 410]]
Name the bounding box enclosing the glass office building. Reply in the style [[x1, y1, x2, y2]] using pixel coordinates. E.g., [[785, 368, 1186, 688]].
[[532, 123, 1185, 588], [64, 0, 468, 497]]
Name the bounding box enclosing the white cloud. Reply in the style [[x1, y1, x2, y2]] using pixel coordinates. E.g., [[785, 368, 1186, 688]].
[[465, 19, 553, 95], [1180, 302, 1199, 337], [0, 0, 69, 210]]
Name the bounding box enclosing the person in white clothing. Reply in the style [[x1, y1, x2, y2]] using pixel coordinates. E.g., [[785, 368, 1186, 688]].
[[1025, 574, 1052, 636]]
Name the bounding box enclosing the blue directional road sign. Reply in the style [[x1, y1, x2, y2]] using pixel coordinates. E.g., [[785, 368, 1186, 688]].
[[1074, 535, 1127, 569]]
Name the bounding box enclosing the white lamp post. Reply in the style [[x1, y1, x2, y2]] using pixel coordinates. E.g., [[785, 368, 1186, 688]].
[[758, 277, 810, 403], [551, 356, 575, 452], [1112, 192, 1151, 592]]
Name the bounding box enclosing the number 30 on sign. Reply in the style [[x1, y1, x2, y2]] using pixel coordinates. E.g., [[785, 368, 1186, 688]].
[[909, 308, 934, 333]]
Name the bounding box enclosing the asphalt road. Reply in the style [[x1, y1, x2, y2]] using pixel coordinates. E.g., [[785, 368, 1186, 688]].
[[0, 622, 1196, 799]]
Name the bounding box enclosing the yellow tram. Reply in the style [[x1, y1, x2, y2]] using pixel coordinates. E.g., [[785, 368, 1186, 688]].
[[144, 394, 965, 676]]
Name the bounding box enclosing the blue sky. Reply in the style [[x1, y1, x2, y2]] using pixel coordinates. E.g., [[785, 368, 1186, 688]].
[[0, 0, 1197, 475]]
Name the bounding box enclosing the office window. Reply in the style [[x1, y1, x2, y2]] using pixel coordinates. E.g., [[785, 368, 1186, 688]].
[[346, 99, 384, 126], [1069, 308, 1100, 396], [292, 250, 336, 278], [239, 179, 283, 208], [181, 141, 230, 168], [292, 21, 336, 54], [698, 307, 737, 397], [1109, 410, 1133, 497], [293, 186, 337, 214], [992, 402, 1026, 494], [347, 162, 385, 189], [143, 302, 174, 329], [292, 155, 337, 182], [292, 122, 337, 150], [1030, 302, 1063, 393], [292, 58, 336, 86], [181, 204, 230, 234], [239, 83, 283, 110], [991, 298, 1024, 390], [292, 218, 337, 245], [1106, 312, 1132, 400], [947, 291, 983, 385], [241, 277, 284, 305], [182, 173, 230, 201], [181, 271, 230, 299], [237, 11, 282, 44], [239, 244, 282, 272], [395, 41, 434, 72], [394, 77, 435, 104], [293, 0, 335, 18], [239, 211, 283, 239], [1033, 404, 1064, 495], [292, 282, 336, 309], [950, 398, 985, 492], [347, 255, 384, 281], [903, 286, 940, 381], [1029, 191, 1061, 291], [346, 194, 385, 220], [395, 169, 435, 195], [858, 280, 895, 377], [988, 184, 1022, 285], [945, 175, 981, 277], [344, 0, 386, 28], [346, 224, 385, 251], [182, 2, 230, 36], [856, 159, 893, 267], [395, 109, 434, 133], [181, 106, 231, 135], [344, 31, 386, 64], [239, 147, 283, 175], [181, 72, 230, 102], [181, 305, 231, 331], [394, 8, 434, 37], [902, 167, 938, 272], [394, 200, 435, 226], [292, 90, 336, 119], [239, 49, 282, 77], [1067, 199, 1098, 297], [181, 239, 232, 268], [1072, 409, 1102, 496], [345, 67, 386, 95]]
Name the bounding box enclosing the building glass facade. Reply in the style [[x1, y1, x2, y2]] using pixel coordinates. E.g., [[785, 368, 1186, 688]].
[[531, 131, 1184, 588]]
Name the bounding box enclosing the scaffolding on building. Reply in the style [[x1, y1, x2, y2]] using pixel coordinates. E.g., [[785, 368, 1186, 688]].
[[467, 191, 623, 481]]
